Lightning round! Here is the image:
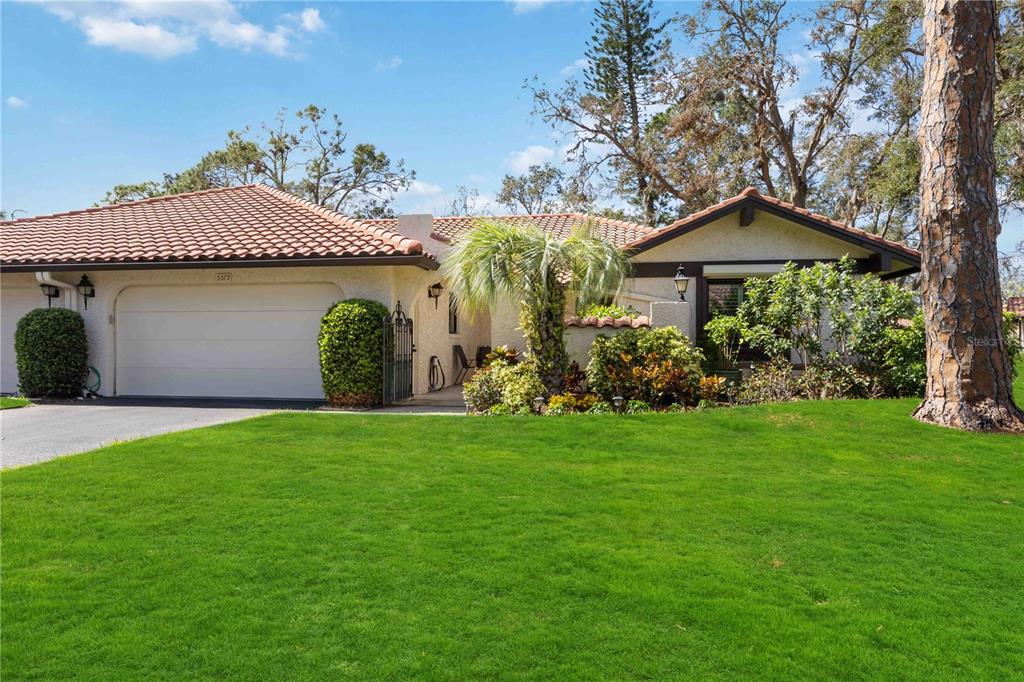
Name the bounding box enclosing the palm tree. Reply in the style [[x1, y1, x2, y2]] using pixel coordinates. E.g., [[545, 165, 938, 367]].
[[442, 220, 630, 391]]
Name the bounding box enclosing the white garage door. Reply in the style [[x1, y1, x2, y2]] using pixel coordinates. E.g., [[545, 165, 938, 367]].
[[1, 288, 43, 393], [116, 283, 342, 399]]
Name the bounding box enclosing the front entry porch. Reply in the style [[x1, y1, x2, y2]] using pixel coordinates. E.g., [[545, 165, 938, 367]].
[[371, 385, 467, 414]]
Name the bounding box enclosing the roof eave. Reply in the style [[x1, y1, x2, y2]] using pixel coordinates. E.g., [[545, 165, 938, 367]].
[[0, 254, 440, 273]]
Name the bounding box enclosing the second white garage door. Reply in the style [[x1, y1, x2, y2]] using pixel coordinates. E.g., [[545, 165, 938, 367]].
[[116, 283, 343, 399]]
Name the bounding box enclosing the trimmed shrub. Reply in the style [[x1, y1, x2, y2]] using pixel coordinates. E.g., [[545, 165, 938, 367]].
[[586, 327, 704, 406], [625, 399, 652, 414], [1003, 311, 1022, 377], [799, 361, 878, 400], [492, 361, 545, 412], [587, 400, 613, 414], [15, 308, 88, 398], [463, 360, 545, 414], [545, 392, 599, 415], [879, 315, 926, 397], [485, 404, 534, 416], [735, 360, 800, 405], [463, 365, 504, 413], [319, 298, 389, 407], [577, 303, 641, 319]]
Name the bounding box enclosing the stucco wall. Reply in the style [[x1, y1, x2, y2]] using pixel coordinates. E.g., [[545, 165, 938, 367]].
[[1, 265, 451, 398], [630, 210, 874, 263]]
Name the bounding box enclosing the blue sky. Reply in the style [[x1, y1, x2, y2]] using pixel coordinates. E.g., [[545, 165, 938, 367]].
[[2, 0, 1021, 251]]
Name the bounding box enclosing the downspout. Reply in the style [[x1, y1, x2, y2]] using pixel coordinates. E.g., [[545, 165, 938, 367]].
[[36, 272, 77, 311]]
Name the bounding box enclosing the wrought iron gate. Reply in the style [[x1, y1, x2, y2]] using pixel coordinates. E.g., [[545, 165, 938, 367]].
[[382, 302, 414, 403]]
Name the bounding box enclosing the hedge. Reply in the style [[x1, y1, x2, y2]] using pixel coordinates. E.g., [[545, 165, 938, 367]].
[[319, 298, 390, 407], [14, 308, 89, 398]]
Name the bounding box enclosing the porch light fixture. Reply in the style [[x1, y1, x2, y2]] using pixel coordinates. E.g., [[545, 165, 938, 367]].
[[40, 283, 61, 307], [77, 275, 96, 309], [673, 264, 689, 302], [428, 282, 444, 309]]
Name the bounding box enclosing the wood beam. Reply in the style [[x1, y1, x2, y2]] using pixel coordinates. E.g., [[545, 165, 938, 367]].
[[739, 204, 755, 227]]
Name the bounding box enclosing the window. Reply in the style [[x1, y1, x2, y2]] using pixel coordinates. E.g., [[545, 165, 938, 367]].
[[704, 278, 766, 363], [707, 280, 746, 318], [448, 294, 458, 334]]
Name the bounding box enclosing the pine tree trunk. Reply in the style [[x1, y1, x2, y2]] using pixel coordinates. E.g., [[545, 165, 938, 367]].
[[913, 0, 1024, 431]]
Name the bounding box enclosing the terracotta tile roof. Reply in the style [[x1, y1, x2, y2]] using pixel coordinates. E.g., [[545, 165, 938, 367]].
[[1007, 297, 1024, 314], [625, 187, 922, 264], [565, 315, 651, 328], [365, 214, 656, 248], [0, 184, 428, 269]]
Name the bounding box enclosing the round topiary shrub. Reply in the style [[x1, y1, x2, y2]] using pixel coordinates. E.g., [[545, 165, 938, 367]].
[[319, 298, 390, 407], [14, 308, 89, 398]]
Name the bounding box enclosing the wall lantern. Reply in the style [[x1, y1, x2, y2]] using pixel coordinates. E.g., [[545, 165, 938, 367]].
[[40, 283, 61, 308], [673, 264, 689, 302], [77, 275, 96, 309], [427, 282, 444, 309]]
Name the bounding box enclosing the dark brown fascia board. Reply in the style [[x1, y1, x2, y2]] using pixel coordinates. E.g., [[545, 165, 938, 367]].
[[0, 254, 440, 273], [880, 265, 920, 280], [629, 257, 916, 278], [627, 196, 921, 269]]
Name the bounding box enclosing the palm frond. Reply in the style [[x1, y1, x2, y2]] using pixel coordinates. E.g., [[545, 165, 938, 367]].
[[441, 218, 629, 315]]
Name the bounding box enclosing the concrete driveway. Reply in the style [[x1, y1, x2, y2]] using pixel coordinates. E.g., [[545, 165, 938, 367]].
[[0, 398, 318, 469]]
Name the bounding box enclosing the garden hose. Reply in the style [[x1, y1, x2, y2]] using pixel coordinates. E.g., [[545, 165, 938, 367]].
[[428, 355, 445, 392], [85, 366, 101, 396]]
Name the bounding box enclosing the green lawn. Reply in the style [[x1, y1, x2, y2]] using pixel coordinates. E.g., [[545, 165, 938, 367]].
[[0, 396, 30, 410], [3, 394, 1023, 679]]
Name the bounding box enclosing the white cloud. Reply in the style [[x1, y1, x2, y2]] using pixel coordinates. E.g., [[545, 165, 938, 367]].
[[6, 96, 29, 109], [560, 58, 587, 77], [511, 0, 559, 14], [407, 180, 443, 197], [207, 18, 291, 57], [376, 55, 403, 71], [506, 145, 555, 174], [299, 8, 326, 33], [464, 191, 499, 214], [391, 182, 500, 216], [38, 1, 325, 59], [80, 16, 197, 58]]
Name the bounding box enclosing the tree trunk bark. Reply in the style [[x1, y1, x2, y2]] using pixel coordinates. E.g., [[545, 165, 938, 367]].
[[520, 286, 568, 393], [914, 0, 1024, 431]]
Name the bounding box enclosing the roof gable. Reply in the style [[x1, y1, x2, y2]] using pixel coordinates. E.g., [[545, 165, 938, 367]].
[[625, 187, 921, 270]]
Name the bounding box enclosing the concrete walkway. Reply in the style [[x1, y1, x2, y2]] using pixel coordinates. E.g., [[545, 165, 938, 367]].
[[0, 398, 316, 469], [368, 385, 467, 414]]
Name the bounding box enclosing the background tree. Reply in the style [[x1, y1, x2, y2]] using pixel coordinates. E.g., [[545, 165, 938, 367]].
[[996, 0, 1024, 212], [532, 0, 667, 223], [533, 0, 929, 229], [496, 163, 567, 214], [442, 185, 482, 217], [913, 0, 1024, 431], [442, 221, 629, 391], [100, 105, 414, 218]]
